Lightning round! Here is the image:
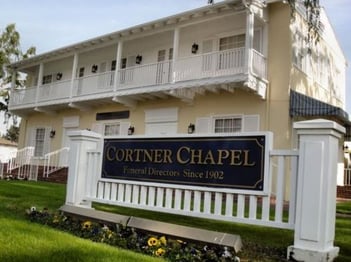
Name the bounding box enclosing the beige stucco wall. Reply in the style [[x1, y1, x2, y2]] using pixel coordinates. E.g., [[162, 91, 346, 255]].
[[266, 2, 293, 149], [18, 89, 267, 150]]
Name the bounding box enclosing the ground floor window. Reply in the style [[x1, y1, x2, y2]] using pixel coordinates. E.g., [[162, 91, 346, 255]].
[[28, 127, 51, 157], [214, 116, 242, 133], [104, 122, 121, 136]]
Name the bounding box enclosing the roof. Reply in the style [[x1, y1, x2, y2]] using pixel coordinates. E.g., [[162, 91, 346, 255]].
[[0, 137, 17, 147], [8, 0, 241, 71]]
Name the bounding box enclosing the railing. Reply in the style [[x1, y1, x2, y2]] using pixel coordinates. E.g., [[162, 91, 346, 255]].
[[38, 79, 71, 102], [175, 48, 246, 82], [10, 87, 37, 106], [345, 168, 351, 186], [252, 49, 267, 79], [9, 48, 267, 108], [118, 60, 173, 90], [7, 147, 34, 174], [85, 149, 298, 230], [73, 71, 114, 97], [43, 147, 70, 178]]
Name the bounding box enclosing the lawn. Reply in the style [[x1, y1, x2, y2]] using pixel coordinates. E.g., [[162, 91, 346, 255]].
[[0, 180, 350, 261], [0, 180, 161, 262]]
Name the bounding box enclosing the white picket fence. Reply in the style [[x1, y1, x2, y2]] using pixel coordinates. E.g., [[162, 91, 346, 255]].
[[83, 149, 298, 230]]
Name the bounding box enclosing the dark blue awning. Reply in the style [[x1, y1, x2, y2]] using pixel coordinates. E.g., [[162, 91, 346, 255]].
[[289, 90, 350, 124]]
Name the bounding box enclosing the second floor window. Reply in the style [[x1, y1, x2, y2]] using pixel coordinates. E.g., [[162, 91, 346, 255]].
[[42, 75, 52, 85], [219, 34, 245, 51]]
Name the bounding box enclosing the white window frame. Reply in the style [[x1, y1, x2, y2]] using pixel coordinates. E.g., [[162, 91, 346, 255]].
[[212, 115, 243, 133], [103, 121, 121, 137], [42, 74, 52, 85], [30, 127, 51, 157]]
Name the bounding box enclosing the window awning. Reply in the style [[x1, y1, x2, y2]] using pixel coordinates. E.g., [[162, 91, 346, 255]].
[[289, 90, 350, 125]]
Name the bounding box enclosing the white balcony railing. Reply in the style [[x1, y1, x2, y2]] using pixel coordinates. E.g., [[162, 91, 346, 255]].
[[73, 71, 115, 97], [38, 79, 71, 102], [10, 48, 267, 108]]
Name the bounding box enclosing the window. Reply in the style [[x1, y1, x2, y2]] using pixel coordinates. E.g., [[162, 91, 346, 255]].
[[219, 34, 245, 51], [42, 75, 52, 85], [34, 128, 46, 157], [214, 116, 242, 133], [292, 33, 308, 73], [78, 67, 85, 77], [104, 122, 120, 136], [111, 60, 116, 71]]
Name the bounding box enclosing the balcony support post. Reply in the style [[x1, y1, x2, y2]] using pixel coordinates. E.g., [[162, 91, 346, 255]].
[[70, 53, 79, 98], [244, 9, 254, 76], [35, 62, 44, 104], [113, 41, 123, 92], [172, 27, 180, 83], [10, 69, 16, 93]]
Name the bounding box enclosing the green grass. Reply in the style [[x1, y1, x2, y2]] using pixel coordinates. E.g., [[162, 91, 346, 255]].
[[0, 180, 350, 261], [0, 180, 161, 262]]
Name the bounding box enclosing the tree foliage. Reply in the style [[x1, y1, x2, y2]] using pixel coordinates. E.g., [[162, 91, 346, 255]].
[[288, 0, 321, 47], [2, 124, 19, 142], [0, 23, 36, 124]]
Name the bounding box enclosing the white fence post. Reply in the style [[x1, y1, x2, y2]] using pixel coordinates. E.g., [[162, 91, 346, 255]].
[[288, 119, 345, 261], [65, 130, 101, 208]]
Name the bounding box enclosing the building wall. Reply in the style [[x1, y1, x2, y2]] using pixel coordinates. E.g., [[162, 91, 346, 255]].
[[266, 2, 292, 149], [18, 89, 266, 150]]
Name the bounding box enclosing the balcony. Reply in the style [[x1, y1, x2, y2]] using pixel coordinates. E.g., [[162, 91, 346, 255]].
[[9, 48, 267, 113]]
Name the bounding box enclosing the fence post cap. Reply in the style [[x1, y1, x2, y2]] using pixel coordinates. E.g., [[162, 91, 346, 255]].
[[293, 119, 345, 135]]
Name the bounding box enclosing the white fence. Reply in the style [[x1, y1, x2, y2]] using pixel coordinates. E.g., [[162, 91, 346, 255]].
[[85, 149, 298, 230]]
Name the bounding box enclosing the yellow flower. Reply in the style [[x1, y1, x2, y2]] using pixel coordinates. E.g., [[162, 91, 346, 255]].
[[52, 216, 59, 224], [82, 221, 92, 230], [159, 236, 167, 246], [148, 237, 160, 246], [155, 247, 166, 256]]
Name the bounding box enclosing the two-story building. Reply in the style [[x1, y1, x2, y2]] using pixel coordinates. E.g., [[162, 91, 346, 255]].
[[7, 0, 349, 188]]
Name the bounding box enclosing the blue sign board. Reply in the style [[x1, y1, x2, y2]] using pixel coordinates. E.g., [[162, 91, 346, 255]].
[[101, 135, 268, 191]]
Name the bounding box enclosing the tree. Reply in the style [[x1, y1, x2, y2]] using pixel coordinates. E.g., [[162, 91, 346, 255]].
[[2, 124, 19, 142], [288, 0, 321, 48], [0, 23, 36, 125]]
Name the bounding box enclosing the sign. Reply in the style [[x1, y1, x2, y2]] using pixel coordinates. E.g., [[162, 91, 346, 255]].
[[101, 135, 270, 192]]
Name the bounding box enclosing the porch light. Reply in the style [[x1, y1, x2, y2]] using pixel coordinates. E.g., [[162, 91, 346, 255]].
[[91, 64, 98, 73], [343, 145, 349, 153], [136, 55, 142, 64], [50, 130, 56, 138], [128, 126, 135, 135], [56, 72, 63, 80], [191, 43, 199, 54], [187, 123, 195, 134]]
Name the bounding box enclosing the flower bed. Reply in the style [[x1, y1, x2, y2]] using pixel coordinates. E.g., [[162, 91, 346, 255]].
[[27, 207, 239, 261]]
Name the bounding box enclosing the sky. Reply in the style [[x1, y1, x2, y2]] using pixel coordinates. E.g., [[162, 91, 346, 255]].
[[0, 0, 350, 131]]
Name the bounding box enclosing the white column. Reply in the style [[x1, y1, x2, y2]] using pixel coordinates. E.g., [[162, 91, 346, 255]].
[[70, 53, 79, 98], [172, 27, 180, 83], [36, 63, 44, 104], [113, 41, 123, 92], [288, 119, 345, 261], [10, 70, 16, 93], [244, 10, 254, 75], [65, 130, 102, 207]]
